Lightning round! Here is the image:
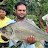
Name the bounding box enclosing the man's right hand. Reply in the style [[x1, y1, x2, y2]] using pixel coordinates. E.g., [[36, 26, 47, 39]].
[[43, 27, 48, 30]]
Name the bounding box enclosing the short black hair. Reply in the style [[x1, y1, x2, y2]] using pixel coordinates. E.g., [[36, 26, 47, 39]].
[[0, 8, 6, 11], [15, 1, 27, 9]]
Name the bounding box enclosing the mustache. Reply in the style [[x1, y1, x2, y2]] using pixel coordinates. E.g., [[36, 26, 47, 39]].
[[20, 13, 24, 15]]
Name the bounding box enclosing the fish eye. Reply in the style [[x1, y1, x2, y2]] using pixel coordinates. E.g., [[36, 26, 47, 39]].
[[0, 27, 6, 33]]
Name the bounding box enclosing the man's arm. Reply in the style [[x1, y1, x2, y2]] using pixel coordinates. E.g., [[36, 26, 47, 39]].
[[39, 18, 47, 30], [7, 20, 16, 25]]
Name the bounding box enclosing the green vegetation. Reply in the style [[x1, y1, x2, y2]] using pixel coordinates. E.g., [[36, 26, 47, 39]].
[[6, 0, 48, 31], [4, 0, 48, 16]]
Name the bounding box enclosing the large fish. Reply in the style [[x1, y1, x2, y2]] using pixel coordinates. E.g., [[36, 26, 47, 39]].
[[0, 20, 48, 42]]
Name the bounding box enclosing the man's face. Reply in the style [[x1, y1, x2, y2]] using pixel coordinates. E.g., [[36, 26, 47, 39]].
[[15, 4, 26, 19], [0, 9, 6, 18]]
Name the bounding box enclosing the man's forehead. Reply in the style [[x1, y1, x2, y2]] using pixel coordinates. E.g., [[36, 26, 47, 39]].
[[0, 9, 5, 12], [17, 4, 26, 9], [0, 9, 4, 11]]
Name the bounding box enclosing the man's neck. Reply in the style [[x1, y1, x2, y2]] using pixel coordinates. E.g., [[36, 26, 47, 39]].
[[0, 17, 5, 20], [16, 18, 26, 22]]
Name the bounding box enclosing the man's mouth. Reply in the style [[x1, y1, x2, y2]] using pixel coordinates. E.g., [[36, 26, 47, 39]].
[[0, 15, 4, 16], [20, 14, 24, 17]]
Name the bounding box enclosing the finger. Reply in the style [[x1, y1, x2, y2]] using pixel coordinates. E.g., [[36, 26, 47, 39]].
[[32, 36, 35, 41], [30, 35, 33, 42], [25, 37, 27, 41], [28, 36, 33, 43], [30, 35, 34, 43], [28, 36, 30, 41], [27, 36, 30, 43]]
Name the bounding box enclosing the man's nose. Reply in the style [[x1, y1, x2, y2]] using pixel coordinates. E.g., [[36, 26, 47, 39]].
[[21, 11, 24, 13]]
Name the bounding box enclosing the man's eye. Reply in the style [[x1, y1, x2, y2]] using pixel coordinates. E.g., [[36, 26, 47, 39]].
[[19, 10, 21, 11], [2, 12, 4, 13], [23, 10, 26, 12]]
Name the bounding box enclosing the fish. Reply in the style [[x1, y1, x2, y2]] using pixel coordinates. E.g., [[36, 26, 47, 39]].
[[0, 19, 48, 42]]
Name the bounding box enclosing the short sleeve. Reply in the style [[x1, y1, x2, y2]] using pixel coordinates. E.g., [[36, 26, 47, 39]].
[[7, 20, 16, 25], [42, 14, 48, 20]]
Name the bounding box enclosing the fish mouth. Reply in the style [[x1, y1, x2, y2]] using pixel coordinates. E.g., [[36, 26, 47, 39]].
[[1, 35, 9, 41]]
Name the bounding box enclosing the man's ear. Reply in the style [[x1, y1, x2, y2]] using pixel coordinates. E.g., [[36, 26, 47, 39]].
[[15, 9, 16, 14], [5, 12, 6, 16]]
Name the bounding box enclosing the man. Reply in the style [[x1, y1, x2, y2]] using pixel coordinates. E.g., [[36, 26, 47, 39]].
[[8, 2, 36, 48], [39, 14, 48, 48], [0, 9, 11, 28], [0, 9, 11, 48]]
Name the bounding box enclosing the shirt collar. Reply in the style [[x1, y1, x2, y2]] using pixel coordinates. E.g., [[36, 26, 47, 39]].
[[14, 18, 28, 21]]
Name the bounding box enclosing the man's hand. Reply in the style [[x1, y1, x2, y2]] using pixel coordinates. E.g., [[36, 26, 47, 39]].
[[25, 35, 36, 44], [1, 46, 4, 48], [43, 27, 48, 30]]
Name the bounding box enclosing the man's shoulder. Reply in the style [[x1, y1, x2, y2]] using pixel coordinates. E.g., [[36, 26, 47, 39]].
[[5, 16, 10, 19], [45, 14, 48, 16], [7, 20, 16, 25], [42, 14, 48, 20], [42, 14, 48, 18], [5, 16, 11, 21]]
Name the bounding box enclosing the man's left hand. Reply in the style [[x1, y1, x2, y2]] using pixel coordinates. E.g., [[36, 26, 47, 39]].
[[25, 35, 36, 44]]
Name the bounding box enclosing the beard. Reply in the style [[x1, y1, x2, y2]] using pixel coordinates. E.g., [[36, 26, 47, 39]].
[[0, 15, 5, 18], [17, 15, 26, 20]]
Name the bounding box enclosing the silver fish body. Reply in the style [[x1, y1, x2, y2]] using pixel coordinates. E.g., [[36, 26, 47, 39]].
[[0, 20, 48, 42]]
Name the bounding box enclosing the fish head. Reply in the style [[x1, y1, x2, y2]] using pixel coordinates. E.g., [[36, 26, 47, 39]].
[[0, 25, 13, 39]]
